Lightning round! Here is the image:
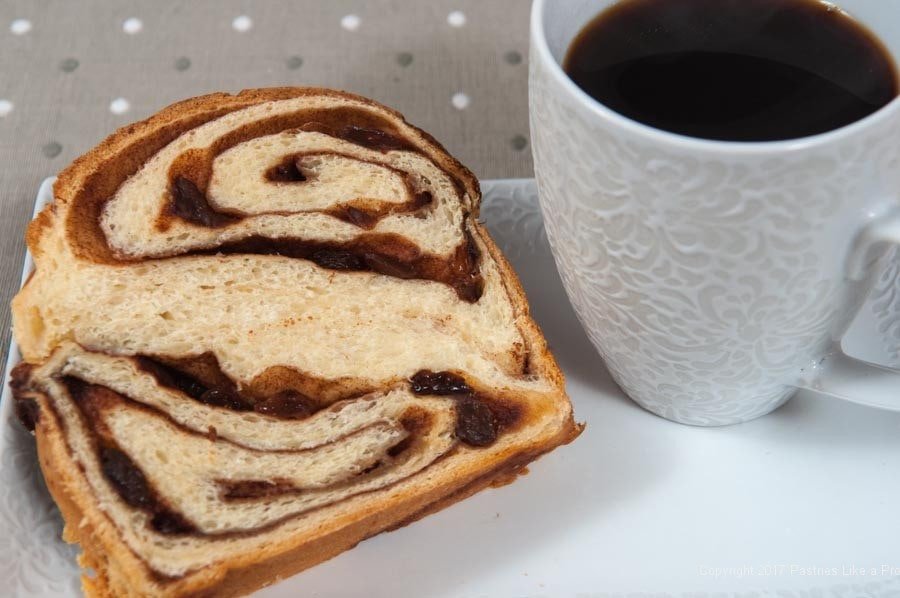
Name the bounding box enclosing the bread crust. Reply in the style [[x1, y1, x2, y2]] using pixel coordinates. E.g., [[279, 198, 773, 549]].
[[16, 87, 579, 597]]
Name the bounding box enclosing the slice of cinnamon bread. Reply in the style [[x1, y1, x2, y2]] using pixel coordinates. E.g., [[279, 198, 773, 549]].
[[10, 87, 579, 597]]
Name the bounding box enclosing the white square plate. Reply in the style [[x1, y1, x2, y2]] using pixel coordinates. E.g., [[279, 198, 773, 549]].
[[2, 178, 899, 597]]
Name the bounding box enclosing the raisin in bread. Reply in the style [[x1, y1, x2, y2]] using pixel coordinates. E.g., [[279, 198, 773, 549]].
[[10, 87, 580, 597]]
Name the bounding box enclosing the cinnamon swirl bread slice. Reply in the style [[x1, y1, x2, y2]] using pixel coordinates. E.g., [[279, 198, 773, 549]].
[[10, 88, 579, 597]]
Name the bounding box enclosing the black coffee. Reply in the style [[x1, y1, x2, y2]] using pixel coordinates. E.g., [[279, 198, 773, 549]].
[[563, 0, 898, 141]]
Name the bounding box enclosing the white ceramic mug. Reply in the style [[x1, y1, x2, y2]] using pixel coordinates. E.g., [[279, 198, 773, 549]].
[[529, 0, 900, 425]]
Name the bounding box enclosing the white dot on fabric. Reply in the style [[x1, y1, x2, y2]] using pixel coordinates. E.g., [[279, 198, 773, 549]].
[[341, 14, 361, 31], [447, 11, 466, 27], [109, 98, 131, 115], [451, 92, 470, 110], [122, 18, 143, 34], [0, 99, 13, 117], [232, 15, 253, 32], [10, 19, 32, 35]]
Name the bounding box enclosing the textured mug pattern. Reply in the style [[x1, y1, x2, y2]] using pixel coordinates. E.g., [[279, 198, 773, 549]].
[[530, 52, 900, 425], [871, 248, 900, 364]]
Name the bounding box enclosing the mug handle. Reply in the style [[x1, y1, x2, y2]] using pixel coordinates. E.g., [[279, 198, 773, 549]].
[[795, 206, 900, 410]]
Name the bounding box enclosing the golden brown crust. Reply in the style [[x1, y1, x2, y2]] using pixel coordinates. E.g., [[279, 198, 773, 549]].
[[36, 398, 148, 598], [18, 87, 577, 597], [471, 219, 565, 387]]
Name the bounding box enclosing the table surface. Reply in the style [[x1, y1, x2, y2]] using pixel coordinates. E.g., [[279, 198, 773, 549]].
[[0, 0, 533, 370]]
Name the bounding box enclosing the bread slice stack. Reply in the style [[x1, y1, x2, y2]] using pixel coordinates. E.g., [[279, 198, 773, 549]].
[[9, 87, 579, 597]]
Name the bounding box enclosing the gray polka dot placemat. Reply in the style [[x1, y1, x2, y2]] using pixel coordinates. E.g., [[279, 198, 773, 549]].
[[0, 0, 532, 369]]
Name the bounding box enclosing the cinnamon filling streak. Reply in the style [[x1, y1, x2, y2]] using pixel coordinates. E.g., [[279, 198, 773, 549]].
[[62, 377, 198, 535], [137, 354, 521, 444], [164, 172, 483, 302], [409, 370, 522, 447], [264, 152, 436, 230], [9, 356, 523, 546], [135, 355, 318, 418], [62, 101, 484, 302]]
